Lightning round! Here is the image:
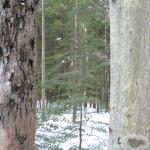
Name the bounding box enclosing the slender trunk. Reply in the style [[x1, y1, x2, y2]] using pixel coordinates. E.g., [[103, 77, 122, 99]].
[[104, 0, 109, 57], [108, 0, 150, 149], [41, 0, 46, 105], [71, 0, 78, 98], [104, 0, 108, 56], [0, 0, 37, 149], [73, 0, 78, 97], [83, 26, 87, 97], [74, 0, 78, 55], [72, 105, 77, 123], [101, 69, 105, 101], [79, 104, 83, 150]]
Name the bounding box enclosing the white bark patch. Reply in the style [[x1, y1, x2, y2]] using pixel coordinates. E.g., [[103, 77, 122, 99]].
[[0, 62, 11, 103], [120, 134, 149, 150]]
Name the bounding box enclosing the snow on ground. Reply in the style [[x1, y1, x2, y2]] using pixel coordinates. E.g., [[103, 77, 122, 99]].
[[36, 103, 109, 150]]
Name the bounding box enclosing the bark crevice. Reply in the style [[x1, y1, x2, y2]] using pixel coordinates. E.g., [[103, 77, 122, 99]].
[[0, 0, 37, 149]]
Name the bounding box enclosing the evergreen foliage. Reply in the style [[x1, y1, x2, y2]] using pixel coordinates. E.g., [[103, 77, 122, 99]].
[[38, 0, 110, 101]]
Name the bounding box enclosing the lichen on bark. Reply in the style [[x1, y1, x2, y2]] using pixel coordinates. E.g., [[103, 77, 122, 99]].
[[108, 0, 150, 149]]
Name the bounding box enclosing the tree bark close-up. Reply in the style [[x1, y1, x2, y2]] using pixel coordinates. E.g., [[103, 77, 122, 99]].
[[0, 0, 37, 149], [108, 0, 150, 149]]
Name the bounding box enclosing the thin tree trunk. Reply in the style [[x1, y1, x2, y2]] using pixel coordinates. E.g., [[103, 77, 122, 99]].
[[79, 104, 83, 150], [108, 0, 150, 149], [72, 104, 77, 123], [73, 0, 78, 96], [0, 0, 37, 149], [104, 0, 108, 56], [72, 0, 78, 124], [41, 0, 46, 105]]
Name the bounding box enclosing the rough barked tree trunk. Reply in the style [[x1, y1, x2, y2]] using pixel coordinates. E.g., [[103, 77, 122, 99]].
[[0, 0, 37, 149], [108, 0, 150, 150]]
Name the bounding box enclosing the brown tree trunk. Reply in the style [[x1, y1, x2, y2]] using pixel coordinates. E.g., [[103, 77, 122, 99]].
[[0, 0, 37, 149]]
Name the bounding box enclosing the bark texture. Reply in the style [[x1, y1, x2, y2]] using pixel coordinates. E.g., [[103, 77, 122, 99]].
[[0, 0, 37, 149], [108, 0, 150, 149]]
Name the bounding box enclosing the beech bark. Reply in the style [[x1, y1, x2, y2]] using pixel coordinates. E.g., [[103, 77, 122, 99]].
[[108, 0, 150, 149], [0, 0, 37, 149]]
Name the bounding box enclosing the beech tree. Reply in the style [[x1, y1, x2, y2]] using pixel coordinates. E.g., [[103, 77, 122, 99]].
[[108, 0, 150, 149], [0, 0, 37, 149]]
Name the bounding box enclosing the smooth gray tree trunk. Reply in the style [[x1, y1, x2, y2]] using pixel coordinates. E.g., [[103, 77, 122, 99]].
[[108, 0, 150, 150], [0, 0, 37, 149]]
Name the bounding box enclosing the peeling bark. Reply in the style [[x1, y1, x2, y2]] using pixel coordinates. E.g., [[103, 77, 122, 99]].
[[108, 0, 150, 149], [0, 0, 37, 149]]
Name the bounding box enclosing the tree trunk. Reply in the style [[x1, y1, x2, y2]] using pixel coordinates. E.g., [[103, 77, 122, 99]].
[[108, 0, 150, 150], [79, 104, 83, 150], [41, 0, 46, 105], [0, 0, 37, 149]]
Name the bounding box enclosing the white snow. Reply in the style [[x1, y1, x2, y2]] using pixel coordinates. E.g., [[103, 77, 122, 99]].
[[36, 103, 109, 150], [57, 37, 62, 41]]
